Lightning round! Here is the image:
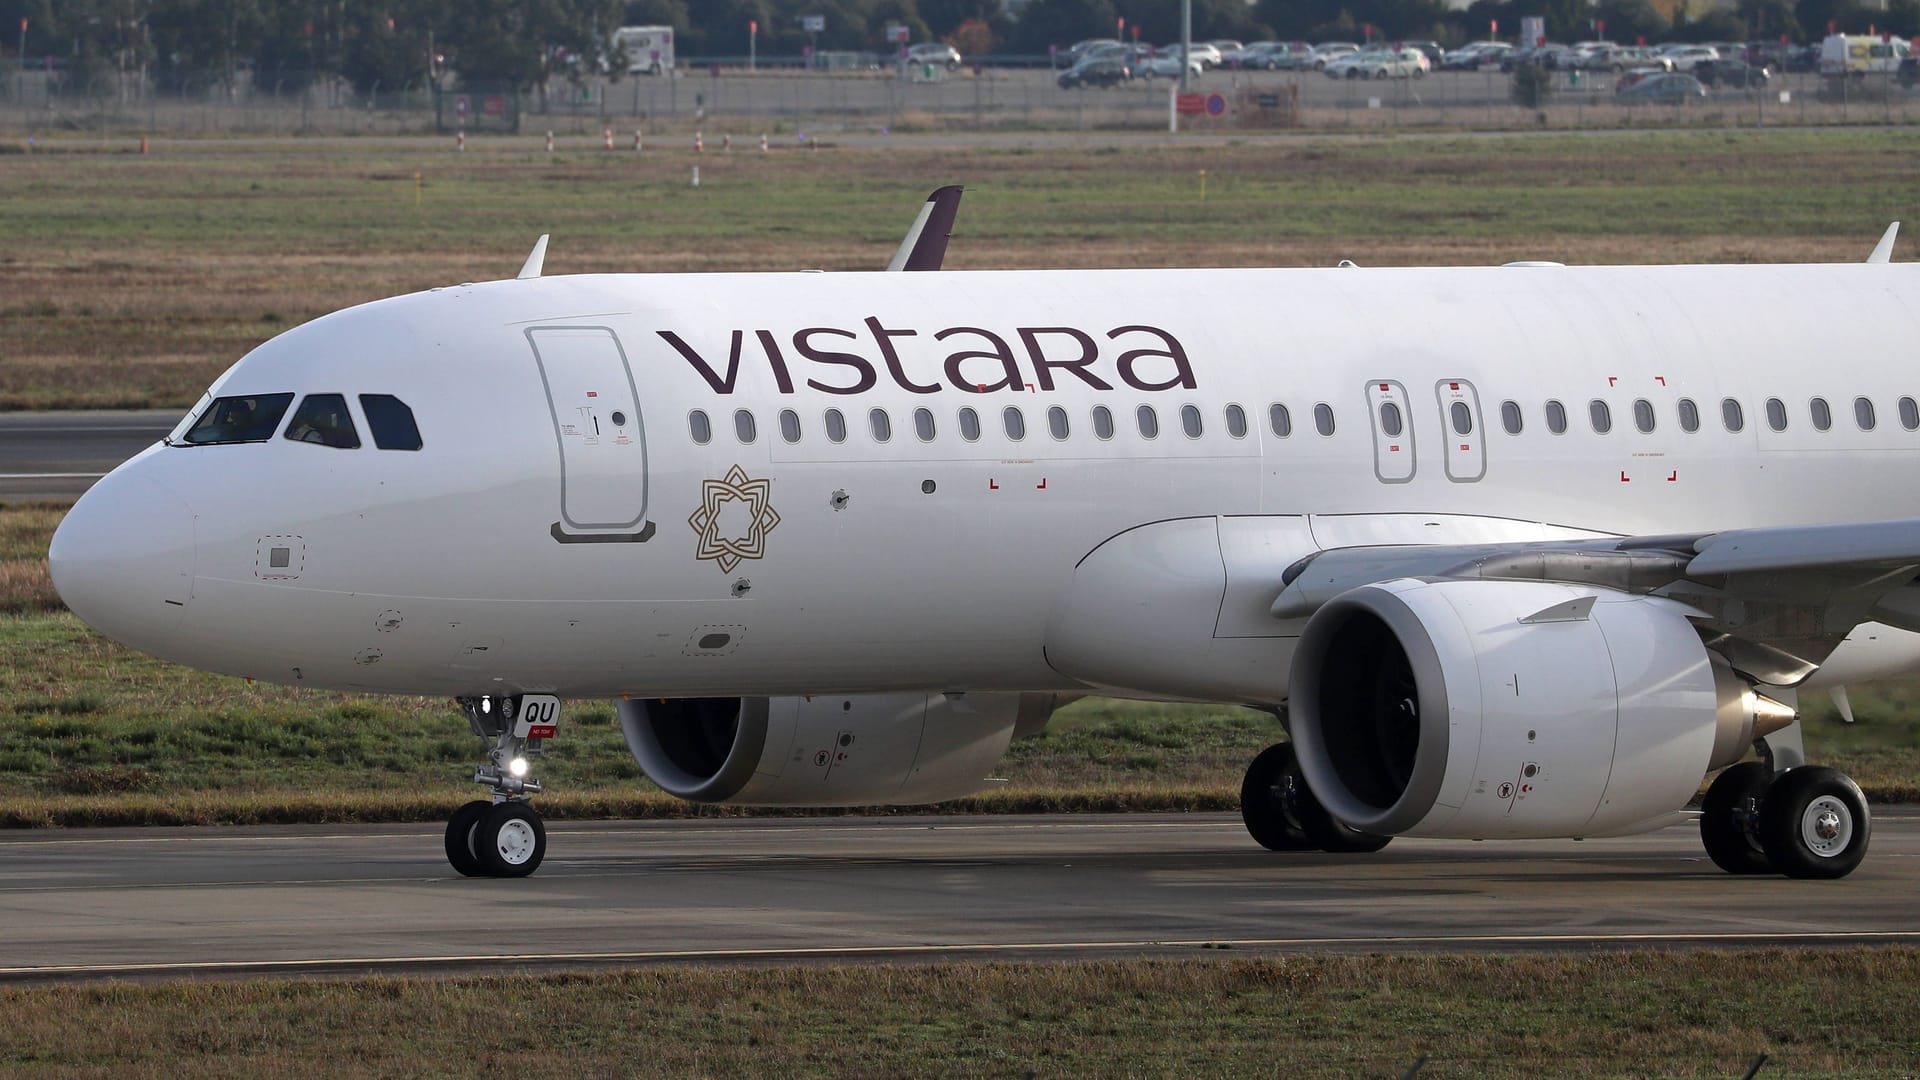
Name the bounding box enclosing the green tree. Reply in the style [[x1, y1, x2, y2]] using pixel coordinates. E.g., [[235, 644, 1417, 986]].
[[1008, 0, 1117, 53]]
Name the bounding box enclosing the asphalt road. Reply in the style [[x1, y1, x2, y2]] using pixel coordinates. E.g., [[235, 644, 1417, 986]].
[[0, 410, 179, 501], [4, 811, 1917, 983]]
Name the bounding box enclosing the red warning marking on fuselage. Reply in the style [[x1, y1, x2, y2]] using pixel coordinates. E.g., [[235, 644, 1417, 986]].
[[1668, 471, 1678, 482], [1607, 376, 1618, 387], [1655, 376, 1667, 386], [1036, 477, 1048, 490], [988, 478, 999, 490], [1620, 471, 1631, 482]]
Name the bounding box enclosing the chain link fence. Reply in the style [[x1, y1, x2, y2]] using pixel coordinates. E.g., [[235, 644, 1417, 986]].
[[7, 62, 1920, 137]]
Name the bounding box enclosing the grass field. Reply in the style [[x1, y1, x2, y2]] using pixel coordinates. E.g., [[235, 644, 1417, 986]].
[[2, 128, 1918, 408], [4, 950, 1917, 1077]]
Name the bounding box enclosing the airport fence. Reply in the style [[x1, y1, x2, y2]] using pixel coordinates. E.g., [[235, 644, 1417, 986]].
[[8, 62, 1920, 138]]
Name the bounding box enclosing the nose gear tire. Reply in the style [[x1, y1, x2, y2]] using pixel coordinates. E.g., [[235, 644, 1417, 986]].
[[476, 801, 548, 878], [444, 800, 492, 877]]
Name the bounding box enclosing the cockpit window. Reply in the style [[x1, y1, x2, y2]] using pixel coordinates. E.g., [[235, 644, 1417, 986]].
[[283, 394, 362, 449], [180, 393, 295, 446], [359, 394, 423, 451]]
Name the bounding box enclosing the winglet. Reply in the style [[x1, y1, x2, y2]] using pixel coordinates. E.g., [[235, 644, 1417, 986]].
[[886, 186, 963, 271], [518, 234, 550, 280], [1868, 222, 1899, 264]]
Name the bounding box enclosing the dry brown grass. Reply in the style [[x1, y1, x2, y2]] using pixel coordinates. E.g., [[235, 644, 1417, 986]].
[[0, 560, 58, 614], [1, 949, 1916, 1076]]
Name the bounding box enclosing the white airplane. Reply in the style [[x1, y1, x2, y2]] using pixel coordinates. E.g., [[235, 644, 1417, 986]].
[[48, 192, 1919, 882]]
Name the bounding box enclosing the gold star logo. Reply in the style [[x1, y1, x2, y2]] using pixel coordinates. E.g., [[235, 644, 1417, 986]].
[[688, 465, 782, 574]]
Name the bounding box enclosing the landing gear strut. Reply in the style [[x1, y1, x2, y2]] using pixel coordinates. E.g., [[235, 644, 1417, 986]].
[[446, 694, 559, 878], [1240, 742, 1391, 854]]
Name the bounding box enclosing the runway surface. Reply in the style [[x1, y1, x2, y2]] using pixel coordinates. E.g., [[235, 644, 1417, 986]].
[[0, 410, 179, 501], [3, 811, 1918, 983]]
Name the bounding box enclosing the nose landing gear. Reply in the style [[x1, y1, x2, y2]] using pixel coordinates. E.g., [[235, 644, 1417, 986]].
[[446, 694, 559, 878]]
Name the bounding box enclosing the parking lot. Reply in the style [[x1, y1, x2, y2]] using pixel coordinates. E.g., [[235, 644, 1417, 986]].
[[11, 61, 1920, 136]]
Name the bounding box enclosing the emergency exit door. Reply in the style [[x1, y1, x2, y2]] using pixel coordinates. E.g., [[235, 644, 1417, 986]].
[[528, 326, 652, 540], [1364, 380, 1416, 483], [1436, 379, 1486, 482]]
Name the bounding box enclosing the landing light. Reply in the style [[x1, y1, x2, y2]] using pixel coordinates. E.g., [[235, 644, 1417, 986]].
[[509, 757, 529, 778]]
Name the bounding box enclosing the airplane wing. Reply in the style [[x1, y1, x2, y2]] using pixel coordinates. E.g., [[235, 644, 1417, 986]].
[[1272, 517, 1920, 686]]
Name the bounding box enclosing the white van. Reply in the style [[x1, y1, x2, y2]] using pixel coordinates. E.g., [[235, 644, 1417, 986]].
[[614, 26, 675, 75], [1820, 33, 1909, 76]]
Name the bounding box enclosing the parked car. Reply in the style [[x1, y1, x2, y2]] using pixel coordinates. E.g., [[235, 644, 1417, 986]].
[[1400, 40, 1446, 67], [1502, 44, 1575, 71], [1055, 38, 1120, 69], [1309, 42, 1360, 69], [1695, 58, 1771, 87], [1348, 48, 1429, 79], [1238, 41, 1308, 69], [1184, 42, 1225, 68], [1614, 67, 1667, 92], [1139, 45, 1204, 80], [1208, 41, 1244, 64], [1324, 46, 1392, 78], [1662, 45, 1720, 72], [1616, 72, 1708, 102], [1899, 55, 1920, 87], [906, 43, 962, 70], [1440, 42, 1510, 70], [1057, 54, 1131, 88]]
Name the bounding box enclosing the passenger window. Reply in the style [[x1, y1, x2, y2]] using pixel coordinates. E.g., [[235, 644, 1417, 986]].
[[1722, 398, 1745, 432], [1545, 399, 1567, 435], [1379, 402, 1403, 438], [1633, 399, 1655, 433], [1137, 405, 1159, 439], [1500, 400, 1522, 435], [1003, 406, 1026, 441], [689, 409, 712, 445], [1678, 398, 1700, 433], [1269, 404, 1292, 438], [734, 409, 757, 443], [1903, 397, 1920, 431], [780, 409, 801, 444], [1810, 397, 1832, 432], [1450, 401, 1473, 436], [359, 394, 422, 451], [825, 408, 847, 443], [1048, 406, 1069, 440], [914, 407, 935, 442], [1313, 403, 1334, 436], [1225, 404, 1247, 439], [1766, 398, 1787, 431], [1093, 405, 1115, 440], [869, 408, 892, 442], [183, 392, 295, 445], [958, 407, 981, 442], [1181, 404, 1202, 438], [284, 393, 361, 449], [1589, 400, 1612, 434], [1856, 397, 1876, 431]]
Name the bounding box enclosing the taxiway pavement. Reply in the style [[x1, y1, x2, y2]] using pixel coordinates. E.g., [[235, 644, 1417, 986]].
[[3, 811, 1916, 982], [0, 410, 180, 501]]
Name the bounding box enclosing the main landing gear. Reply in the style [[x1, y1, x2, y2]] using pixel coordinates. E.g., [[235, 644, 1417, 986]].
[[1240, 742, 1392, 854], [446, 694, 561, 878], [1700, 760, 1871, 879]]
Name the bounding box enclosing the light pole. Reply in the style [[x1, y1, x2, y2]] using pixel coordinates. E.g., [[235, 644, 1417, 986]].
[[1179, 0, 1192, 93]]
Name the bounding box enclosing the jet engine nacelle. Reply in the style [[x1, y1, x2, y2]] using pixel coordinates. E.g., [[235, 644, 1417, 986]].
[[1288, 579, 1790, 840], [619, 692, 1057, 806]]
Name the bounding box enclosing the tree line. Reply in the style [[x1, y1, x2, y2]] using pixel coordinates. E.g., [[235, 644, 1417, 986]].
[[7, 0, 1918, 94]]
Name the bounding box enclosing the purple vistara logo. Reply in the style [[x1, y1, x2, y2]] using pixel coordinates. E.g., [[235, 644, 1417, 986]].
[[688, 465, 782, 574]]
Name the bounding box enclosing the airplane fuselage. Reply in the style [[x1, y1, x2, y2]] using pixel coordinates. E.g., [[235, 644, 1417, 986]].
[[51, 263, 1920, 702]]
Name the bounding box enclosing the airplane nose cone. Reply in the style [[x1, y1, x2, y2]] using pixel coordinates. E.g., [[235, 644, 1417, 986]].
[[49, 471, 196, 648]]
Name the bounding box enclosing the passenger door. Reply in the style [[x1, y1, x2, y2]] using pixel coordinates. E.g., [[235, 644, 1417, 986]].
[[1436, 379, 1486, 482], [527, 326, 652, 541], [1364, 380, 1416, 483]]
